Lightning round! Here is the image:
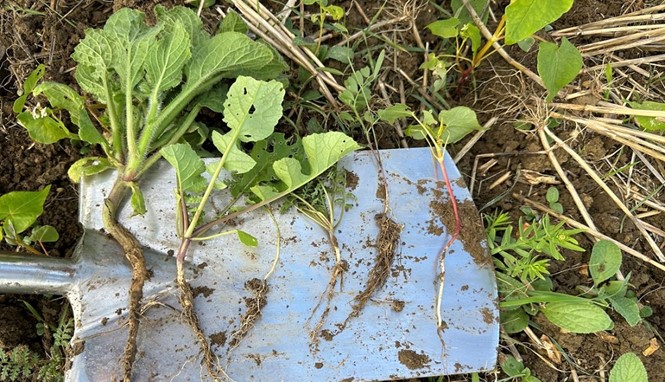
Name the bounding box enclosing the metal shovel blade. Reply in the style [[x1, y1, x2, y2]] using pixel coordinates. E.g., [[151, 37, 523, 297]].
[[0, 147, 498, 381]]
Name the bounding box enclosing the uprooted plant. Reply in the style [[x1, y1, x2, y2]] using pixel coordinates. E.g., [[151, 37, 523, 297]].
[[158, 76, 360, 358], [14, 5, 291, 380]]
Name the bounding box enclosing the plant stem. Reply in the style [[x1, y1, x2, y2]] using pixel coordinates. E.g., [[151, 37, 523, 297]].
[[103, 75, 124, 162]]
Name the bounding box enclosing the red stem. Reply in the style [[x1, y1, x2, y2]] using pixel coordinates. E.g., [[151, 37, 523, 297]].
[[437, 158, 461, 253]]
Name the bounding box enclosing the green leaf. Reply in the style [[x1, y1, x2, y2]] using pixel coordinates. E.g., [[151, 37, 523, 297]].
[[211, 130, 257, 174], [517, 37, 536, 52], [13, 64, 45, 114], [72, 28, 121, 101], [427, 18, 460, 39], [219, 9, 248, 33], [160, 143, 207, 193], [461, 24, 482, 54], [505, 0, 574, 45], [628, 101, 665, 132], [67, 157, 113, 183], [32, 82, 105, 146], [16, 111, 75, 144], [609, 353, 648, 382], [324, 46, 354, 63], [236, 230, 258, 247], [451, 0, 489, 25], [145, 22, 191, 94], [223, 76, 285, 142], [377, 104, 412, 123], [546, 186, 559, 204], [608, 296, 641, 327], [439, 106, 484, 144], [500, 355, 525, 377], [0, 186, 50, 235], [155, 5, 208, 48], [541, 301, 612, 333], [501, 308, 529, 334], [28, 225, 59, 243], [128, 182, 147, 216], [537, 38, 583, 102], [196, 83, 229, 113], [589, 240, 622, 285]]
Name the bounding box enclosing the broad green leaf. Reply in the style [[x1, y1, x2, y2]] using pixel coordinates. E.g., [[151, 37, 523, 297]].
[[145, 22, 191, 94], [32, 82, 105, 146], [72, 28, 121, 100], [211, 130, 256, 174], [541, 301, 612, 333], [0, 186, 50, 234], [589, 240, 622, 285], [13, 64, 45, 113], [427, 18, 459, 39], [219, 9, 248, 34], [500, 355, 525, 377], [269, 132, 360, 192], [223, 77, 285, 142], [609, 353, 648, 382], [608, 296, 641, 327], [160, 143, 207, 193], [501, 308, 528, 334], [628, 101, 665, 132], [324, 46, 354, 63], [377, 104, 412, 123], [128, 182, 147, 216], [29, 225, 59, 243], [185, 32, 274, 90], [16, 111, 75, 144], [451, 0, 489, 25], [155, 5, 208, 48], [236, 230, 258, 247], [439, 106, 484, 144], [537, 38, 583, 102], [505, 0, 574, 45], [196, 83, 229, 113], [68, 157, 113, 183]]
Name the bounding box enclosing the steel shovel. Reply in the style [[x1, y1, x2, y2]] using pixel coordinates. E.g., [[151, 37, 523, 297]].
[[0, 147, 498, 381]]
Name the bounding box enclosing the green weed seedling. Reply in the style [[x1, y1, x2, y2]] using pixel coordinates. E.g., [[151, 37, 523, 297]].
[[426, 0, 582, 100], [0, 187, 58, 256], [500, 354, 541, 382], [13, 5, 292, 379], [609, 352, 648, 382]]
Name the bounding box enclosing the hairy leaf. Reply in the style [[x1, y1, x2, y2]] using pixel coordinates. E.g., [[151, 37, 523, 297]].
[[72, 29, 121, 101], [160, 143, 207, 192], [145, 22, 191, 94], [155, 5, 208, 48], [608, 296, 641, 327], [609, 353, 647, 382], [219, 9, 247, 34], [541, 301, 612, 333], [537, 38, 582, 102], [505, 0, 574, 45], [0, 186, 51, 234], [68, 157, 113, 183]]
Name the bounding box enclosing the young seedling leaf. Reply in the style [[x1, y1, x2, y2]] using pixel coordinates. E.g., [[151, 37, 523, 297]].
[[589, 240, 622, 285], [0, 186, 50, 235], [29, 225, 59, 243], [16, 111, 75, 144], [211, 130, 257, 174], [377, 104, 412, 123], [427, 18, 460, 39], [505, 0, 574, 45], [439, 106, 484, 144], [628, 101, 665, 132], [609, 353, 648, 382], [68, 157, 113, 183], [13, 64, 45, 114], [541, 301, 612, 333], [545, 186, 559, 204], [324, 46, 355, 64], [236, 230, 258, 247], [145, 22, 191, 94], [461, 24, 482, 55], [160, 143, 207, 193], [32, 82, 105, 146], [501, 308, 529, 334], [223, 76, 285, 142], [500, 355, 526, 377], [608, 296, 641, 327], [537, 38, 582, 102]]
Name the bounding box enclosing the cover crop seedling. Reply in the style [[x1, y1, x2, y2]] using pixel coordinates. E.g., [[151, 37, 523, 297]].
[[0, 187, 58, 256]]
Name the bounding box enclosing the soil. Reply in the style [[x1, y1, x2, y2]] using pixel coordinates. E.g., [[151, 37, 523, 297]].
[[1, 0, 664, 381]]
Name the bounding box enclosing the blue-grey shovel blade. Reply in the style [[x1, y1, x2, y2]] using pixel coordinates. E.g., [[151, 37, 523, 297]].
[[71, 147, 498, 381]]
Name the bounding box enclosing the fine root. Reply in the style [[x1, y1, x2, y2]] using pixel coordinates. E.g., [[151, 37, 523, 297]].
[[229, 278, 269, 348]]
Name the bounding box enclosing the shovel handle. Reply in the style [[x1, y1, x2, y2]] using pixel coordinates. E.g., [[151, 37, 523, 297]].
[[0, 251, 76, 295]]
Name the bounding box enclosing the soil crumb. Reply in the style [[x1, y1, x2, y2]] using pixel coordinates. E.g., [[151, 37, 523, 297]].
[[398, 349, 431, 370], [209, 331, 227, 347]]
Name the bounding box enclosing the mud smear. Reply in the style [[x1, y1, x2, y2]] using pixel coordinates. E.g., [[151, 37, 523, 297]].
[[397, 349, 431, 370], [230, 278, 268, 348]]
